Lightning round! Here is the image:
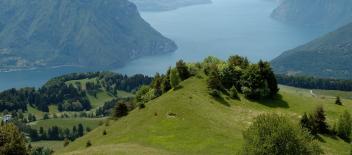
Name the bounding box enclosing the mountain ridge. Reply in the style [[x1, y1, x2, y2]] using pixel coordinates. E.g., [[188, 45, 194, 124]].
[[271, 0, 352, 28], [271, 22, 352, 79], [0, 0, 177, 71]]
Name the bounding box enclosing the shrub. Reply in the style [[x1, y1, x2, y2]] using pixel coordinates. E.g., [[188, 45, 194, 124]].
[[103, 130, 107, 135], [209, 89, 220, 97], [112, 103, 128, 118], [337, 111, 352, 141], [63, 138, 70, 147], [86, 140, 92, 147], [170, 69, 181, 89], [138, 103, 146, 109], [0, 124, 28, 155], [176, 60, 191, 80], [335, 96, 342, 105], [229, 86, 238, 99], [242, 113, 322, 155]]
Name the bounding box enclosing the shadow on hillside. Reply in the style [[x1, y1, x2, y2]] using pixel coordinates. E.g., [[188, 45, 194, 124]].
[[254, 94, 289, 108], [173, 85, 183, 91], [315, 135, 326, 143], [214, 95, 230, 107]]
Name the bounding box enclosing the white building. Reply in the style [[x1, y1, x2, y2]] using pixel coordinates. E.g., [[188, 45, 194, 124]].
[[3, 114, 11, 123]]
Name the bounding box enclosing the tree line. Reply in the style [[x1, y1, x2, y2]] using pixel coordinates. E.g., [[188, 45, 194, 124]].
[[0, 72, 152, 113], [135, 56, 279, 108], [276, 74, 352, 91], [204, 56, 278, 99]]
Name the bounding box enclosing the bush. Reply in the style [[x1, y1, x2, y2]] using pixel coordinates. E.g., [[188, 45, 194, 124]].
[[0, 124, 28, 155], [63, 138, 70, 147], [86, 140, 92, 147], [138, 103, 146, 109], [176, 60, 191, 80], [337, 111, 352, 141], [229, 86, 238, 99], [209, 89, 220, 97], [112, 103, 128, 118], [335, 96, 342, 105], [242, 113, 322, 155], [170, 69, 181, 89], [31, 146, 53, 155], [103, 130, 107, 135]]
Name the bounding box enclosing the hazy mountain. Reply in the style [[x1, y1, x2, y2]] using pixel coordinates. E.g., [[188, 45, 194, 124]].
[[0, 0, 177, 71], [271, 0, 352, 28], [271, 22, 352, 79], [129, 0, 212, 12]]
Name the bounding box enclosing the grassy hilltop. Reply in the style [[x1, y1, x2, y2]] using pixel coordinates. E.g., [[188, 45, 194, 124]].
[[59, 74, 351, 155]]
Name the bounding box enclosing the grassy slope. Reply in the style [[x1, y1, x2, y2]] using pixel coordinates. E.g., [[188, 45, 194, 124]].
[[66, 78, 133, 110], [31, 141, 65, 152], [30, 118, 104, 130], [59, 75, 352, 155]]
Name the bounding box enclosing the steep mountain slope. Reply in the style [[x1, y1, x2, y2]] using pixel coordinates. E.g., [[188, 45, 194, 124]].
[[272, 22, 352, 79], [59, 75, 351, 155], [271, 0, 352, 28], [0, 0, 177, 71], [129, 0, 212, 12]]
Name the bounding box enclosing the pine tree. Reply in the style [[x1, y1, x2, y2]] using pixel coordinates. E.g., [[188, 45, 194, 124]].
[[300, 113, 311, 131], [176, 60, 190, 80], [335, 96, 342, 105], [313, 106, 329, 134], [78, 124, 84, 137]]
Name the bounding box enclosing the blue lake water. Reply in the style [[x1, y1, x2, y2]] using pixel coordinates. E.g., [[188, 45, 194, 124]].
[[0, 0, 329, 91]]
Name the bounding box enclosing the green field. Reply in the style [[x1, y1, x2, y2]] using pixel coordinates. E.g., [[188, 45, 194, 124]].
[[313, 89, 352, 99], [30, 118, 104, 130], [66, 78, 133, 110], [31, 141, 65, 152], [58, 75, 352, 155]]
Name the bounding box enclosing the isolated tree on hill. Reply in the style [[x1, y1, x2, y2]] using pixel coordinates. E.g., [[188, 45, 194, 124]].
[[112, 103, 128, 118], [335, 96, 342, 105], [170, 69, 181, 89], [337, 110, 352, 141], [176, 60, 190, 80], [242, 113, 322, 155], [0, 123, 28, 155]]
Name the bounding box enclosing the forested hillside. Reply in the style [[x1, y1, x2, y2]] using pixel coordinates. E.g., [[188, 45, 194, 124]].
[[130, 0, 212, 11], [0, 72, 151, 112], [271, 0, 352, 28], [0, 0, 177, 71], [272, 22, 352, 79]]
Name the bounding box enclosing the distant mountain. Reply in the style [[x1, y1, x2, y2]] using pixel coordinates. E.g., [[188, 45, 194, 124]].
[[271, 0, 352, 28], [0, 0, 177, 71], [129, 0, 212, 12], [271, 22, 352, 79]]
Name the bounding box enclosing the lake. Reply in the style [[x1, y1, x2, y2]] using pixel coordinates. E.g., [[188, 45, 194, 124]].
[[0, 0, 329, 91]]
